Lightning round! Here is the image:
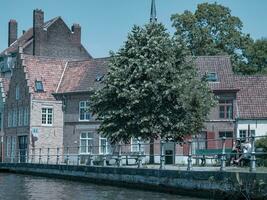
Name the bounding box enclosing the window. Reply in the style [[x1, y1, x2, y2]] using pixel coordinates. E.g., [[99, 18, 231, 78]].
[[8, 111, 12, 128], [79, 101, 90, 121], [239, 130, 255, 142], [194, 132, 207, 150], [18, 107, 23, 126], [80, 132, 93, 154], [219, 131, 233, 138], [10, 136, 16, 162], [219, 99, 233, 119], [23, 107, 29, 126], [15, 85, 20, 100], [35, 81, 44, 92], [99, 136, 109, 154], [12, 109, 17, 127], [131, 138, 144, 152], [206, 72, 218, 82], [42, 108, 53, 125]]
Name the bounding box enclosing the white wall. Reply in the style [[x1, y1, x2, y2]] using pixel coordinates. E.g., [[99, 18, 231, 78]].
[[237, 119, 267, 138]]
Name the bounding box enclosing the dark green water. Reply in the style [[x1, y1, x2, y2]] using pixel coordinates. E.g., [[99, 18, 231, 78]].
[[0, 173, 205, 200]]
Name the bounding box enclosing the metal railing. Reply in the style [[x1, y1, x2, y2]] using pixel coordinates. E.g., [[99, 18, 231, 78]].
[[3, 135, 267, 172]]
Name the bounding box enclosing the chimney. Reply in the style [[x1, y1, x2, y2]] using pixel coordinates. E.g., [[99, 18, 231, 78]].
[[33, 9, 44, 28], [33, 9, 44, 56], [8, 19, 18, 46], [71, 23, 81, 44]]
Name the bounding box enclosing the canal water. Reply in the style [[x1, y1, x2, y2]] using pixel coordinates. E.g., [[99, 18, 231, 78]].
[[0, 173, 205, 200]]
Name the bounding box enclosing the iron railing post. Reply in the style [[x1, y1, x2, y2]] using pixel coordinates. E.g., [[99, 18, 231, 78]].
[[117, 143, 122, 167], [47, 148, 50, 164], [77, 146, 80, 165], [160, 140, 165, 170], [56, 148, 60, 165], [87, 144, 93, 166], [102, 143, 107, 167], [39, 148, 42, 164], [66, 147, 69, 165], [137, 140, 142, 168], [250, 134, 256, 172], [31, 148, 35, 163], [187, 140, 192, 171], [220, 137, 226, 171]]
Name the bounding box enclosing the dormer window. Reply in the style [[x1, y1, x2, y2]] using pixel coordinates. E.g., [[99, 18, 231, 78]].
[[206, 72, 218, 82], [35, 81, 44, 92], [95, 75, 104, 82]]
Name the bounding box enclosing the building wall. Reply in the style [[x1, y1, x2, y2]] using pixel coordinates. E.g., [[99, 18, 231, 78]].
[[237, 119, 267, 139], [35, 18, 91, 60]]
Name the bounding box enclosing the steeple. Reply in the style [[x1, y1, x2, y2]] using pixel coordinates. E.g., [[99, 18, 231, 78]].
[[150, 0, 157, 23]]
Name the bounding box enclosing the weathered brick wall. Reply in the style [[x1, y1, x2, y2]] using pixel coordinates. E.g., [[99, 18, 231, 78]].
[[34, 18, 91, 60]]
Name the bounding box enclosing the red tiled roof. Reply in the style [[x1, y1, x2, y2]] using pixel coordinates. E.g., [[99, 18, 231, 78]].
[[0, 28, 33, 56], [56, 58, 109, 94], [195, 56, 236, 91], [23, 55, 67, 100], [235, 75, 267, 119]]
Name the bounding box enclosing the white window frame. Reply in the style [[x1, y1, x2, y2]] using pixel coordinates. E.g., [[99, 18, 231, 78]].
[[79, 101, 90, 121], [10, 136, 16, 162], [79, 132, 93, 155], [131, 138, 144, 153], [99, 136, 109, 154], [41, 107, 53, 126], [15, 85, 20, 100]]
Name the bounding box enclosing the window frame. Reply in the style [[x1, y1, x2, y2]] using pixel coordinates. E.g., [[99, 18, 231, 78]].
[[131, 138, 145, 153], [23, 107, 29, 126], [79, 101, 91, 121], [35, 81, 44, 92], [41, 107, 53, 126], [219, 131, 233, 138], [99, 136, 109, 154], [79, 132, 93, 155], [219, 99, 233, 119]]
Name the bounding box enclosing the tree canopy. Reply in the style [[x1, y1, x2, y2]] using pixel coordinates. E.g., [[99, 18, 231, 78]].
[[91, 23, 216, 144], [171, 2, 260, 74]]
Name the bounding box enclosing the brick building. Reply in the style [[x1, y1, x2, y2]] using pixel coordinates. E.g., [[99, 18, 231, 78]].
[[0, 9, 91, 162]]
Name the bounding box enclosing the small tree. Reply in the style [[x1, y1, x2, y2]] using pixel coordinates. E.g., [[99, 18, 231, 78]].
[[91, 23, 216, 146]]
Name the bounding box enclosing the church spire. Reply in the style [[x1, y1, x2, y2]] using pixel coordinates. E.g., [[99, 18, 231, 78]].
[[150, 0, 157, 23]]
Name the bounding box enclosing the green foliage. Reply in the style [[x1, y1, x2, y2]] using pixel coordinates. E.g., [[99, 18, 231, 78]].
[[255, 137, 267, 151], [240, 38, 267, 74], [91, 23, 216, 144], [170, 2, 254, 74]]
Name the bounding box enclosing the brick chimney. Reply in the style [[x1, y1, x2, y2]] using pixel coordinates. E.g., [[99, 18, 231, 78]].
[[8, 19, 18, 46], [71, 23, 81, 44], [33, 9, 44, 55]]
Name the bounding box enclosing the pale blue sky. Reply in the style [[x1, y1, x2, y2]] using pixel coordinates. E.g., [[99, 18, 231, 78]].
[[0, 0, 266, 58]]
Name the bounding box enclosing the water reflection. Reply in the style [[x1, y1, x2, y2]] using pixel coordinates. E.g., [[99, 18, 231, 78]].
[[0, 173, 204, 200]]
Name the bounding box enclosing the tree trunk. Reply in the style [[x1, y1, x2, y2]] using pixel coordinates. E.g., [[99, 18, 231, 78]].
[[149, 138, 154, 164]]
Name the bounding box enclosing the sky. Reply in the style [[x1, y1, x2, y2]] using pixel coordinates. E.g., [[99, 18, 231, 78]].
[[0, 0, 266, 58]]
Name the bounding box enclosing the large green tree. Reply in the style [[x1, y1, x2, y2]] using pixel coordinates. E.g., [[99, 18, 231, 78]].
[[240, 38, 267, 74], [91, 23, 216, 145], [171, 2, 252, 72]]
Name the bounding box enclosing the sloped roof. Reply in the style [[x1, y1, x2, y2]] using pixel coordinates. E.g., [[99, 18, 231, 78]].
[[23, 55, 67, 100], [235, 75, 267, 119], [0, 28, 33, 56], [195, 56, 236, 91], [56, 58, 109, 94]]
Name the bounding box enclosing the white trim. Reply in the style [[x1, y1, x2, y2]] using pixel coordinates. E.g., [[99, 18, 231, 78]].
[[56, 61, 68, 93], [79, 101, 90, 121]]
